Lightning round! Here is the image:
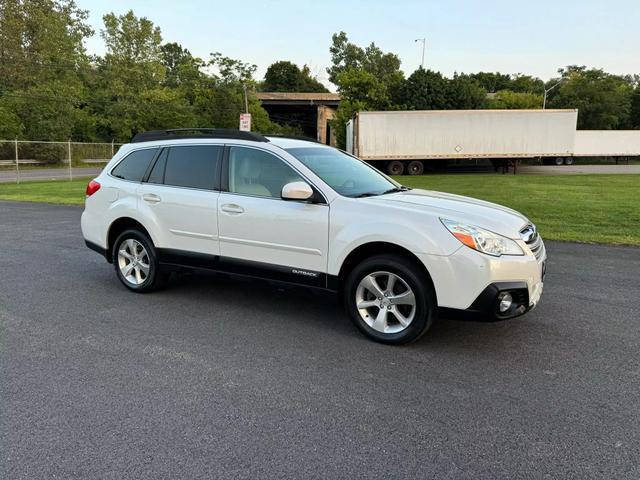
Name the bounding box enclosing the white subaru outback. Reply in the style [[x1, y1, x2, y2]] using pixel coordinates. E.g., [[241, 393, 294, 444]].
[[82, 129, 546, 344]]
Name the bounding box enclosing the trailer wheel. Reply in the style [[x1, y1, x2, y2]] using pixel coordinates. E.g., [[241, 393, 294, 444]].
[[554, 157, 564, 166], [407, 161, 424, 175], [387, 161, 405, 176], [563, 157, 574, 165]]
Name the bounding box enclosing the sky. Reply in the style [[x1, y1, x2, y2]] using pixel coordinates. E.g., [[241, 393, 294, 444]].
[[78, 0, 640, 89]]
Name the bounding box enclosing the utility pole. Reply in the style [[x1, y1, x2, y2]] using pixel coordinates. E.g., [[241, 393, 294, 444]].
[[414, 38, 426, 69], [242, 83, 249, 113], [543, 79, 564, 109]]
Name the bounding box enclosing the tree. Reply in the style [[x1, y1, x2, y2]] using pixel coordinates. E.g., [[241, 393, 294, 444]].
[[93, 11, 197, 140], [0, 103, 23, 138], [468, 72, 512, 93], [327, 32, 404, 147], [447, 74, 487, 109], [487, 90, 543, 109], [548, 66, 634, 129], [396, 69, 449, 110], [470, 72, 544, 94], [298, 65, 329, 92], [0, 0, 94, 140], [262, 61, 328, 92], [160, 42, 205, 90], [263, 61, 300, 91], [510, 74, 544, 94], [630, 87, 640, 129]]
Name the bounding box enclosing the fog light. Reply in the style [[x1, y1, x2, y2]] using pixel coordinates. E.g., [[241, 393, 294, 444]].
[[498, 292, 513, 313]]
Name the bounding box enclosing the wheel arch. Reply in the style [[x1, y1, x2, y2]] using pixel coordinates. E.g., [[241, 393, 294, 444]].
[[335, 241, 437, 303], [106, 217, 154, 263]]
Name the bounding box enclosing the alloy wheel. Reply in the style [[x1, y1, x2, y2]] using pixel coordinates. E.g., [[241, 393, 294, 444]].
[[355, 271, 417, 334], [117, 238, 151, 286]]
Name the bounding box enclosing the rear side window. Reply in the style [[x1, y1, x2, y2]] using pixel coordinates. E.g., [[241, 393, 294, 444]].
[[164, 145, 222, 190], [146, 148, 168, 184], [111, 148, 157, 182]]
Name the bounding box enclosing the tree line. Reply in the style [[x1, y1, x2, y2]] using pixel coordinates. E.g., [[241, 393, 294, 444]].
[[1, 1, 639, 148], [327, 32, 640, 147]]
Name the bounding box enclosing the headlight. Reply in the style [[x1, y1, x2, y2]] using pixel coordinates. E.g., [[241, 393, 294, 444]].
[[440, 218, 524, 257]]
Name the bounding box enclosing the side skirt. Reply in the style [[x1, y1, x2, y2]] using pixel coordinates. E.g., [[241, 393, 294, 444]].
[[157, 248, 337, 291]]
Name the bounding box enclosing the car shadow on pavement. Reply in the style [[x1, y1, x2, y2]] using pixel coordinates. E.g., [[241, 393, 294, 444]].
[[158, 270, 539, 350]]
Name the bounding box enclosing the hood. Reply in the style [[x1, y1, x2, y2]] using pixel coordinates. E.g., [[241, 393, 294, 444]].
[[366, 189, 529, 238]]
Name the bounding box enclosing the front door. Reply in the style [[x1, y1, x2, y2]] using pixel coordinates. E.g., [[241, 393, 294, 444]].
[[217, 146, 329, 286]]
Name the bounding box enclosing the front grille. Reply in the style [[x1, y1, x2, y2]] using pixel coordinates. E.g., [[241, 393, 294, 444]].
[[520, 224, 544, 260]]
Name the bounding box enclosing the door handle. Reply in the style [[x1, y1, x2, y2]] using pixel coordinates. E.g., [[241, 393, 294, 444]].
[[143, 193, 161, 204], [221, 203, 245, 214]]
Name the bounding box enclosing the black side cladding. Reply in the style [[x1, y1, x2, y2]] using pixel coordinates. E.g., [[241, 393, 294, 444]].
[[130, 128, 269, 144]]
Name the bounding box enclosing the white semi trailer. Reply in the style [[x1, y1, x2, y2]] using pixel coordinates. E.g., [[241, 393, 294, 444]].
[[346, 109, 579, 175], [573, 130, 640, 162]]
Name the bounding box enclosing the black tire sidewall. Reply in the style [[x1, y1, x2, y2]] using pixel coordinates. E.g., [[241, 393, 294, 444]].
[[408, 161, 424, 175], [343, 255, 435, 344], [387, 161, 405, 176], [112, 229, 160, 293]]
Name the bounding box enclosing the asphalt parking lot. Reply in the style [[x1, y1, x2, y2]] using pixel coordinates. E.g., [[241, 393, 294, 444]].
[[1, 201, 639, 479]]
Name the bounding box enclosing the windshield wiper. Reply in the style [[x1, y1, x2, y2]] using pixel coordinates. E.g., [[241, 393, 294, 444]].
[[352, 186, 411, 198], [381, 186, 412, 195], [353, 192, 382, 198]]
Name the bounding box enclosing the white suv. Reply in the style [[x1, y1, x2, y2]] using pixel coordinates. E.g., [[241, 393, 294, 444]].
[[82, 129, 546, 344]]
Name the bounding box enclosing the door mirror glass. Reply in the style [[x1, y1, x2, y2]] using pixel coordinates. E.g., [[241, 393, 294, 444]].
[[281, 181, 313, 201]]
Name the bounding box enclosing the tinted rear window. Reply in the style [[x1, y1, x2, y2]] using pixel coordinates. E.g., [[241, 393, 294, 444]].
[[164, 145, 222, 190], [111, 148, 157, 182], [146, 148, 168, 184]]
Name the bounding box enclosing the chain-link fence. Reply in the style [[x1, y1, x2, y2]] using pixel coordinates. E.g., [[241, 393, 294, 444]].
[[0, 140, 123, 183]]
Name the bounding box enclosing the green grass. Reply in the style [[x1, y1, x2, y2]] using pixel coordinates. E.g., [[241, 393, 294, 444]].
[[396, 174, 640, 246], [0, 178, 91, 205], [0, 174, 638, 246]]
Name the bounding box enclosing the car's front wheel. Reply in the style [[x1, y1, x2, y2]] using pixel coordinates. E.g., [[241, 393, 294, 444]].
[[343, 255, 436, 344], [112, 229, 166, 293]]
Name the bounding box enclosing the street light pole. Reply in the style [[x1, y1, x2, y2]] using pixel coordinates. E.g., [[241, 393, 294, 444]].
[[543, 79, 564, 109], [242, 83, 249, 114], [414, 38, 426, 69]]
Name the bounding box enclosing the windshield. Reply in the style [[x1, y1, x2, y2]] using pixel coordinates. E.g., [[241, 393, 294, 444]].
[[285, 147, 402, 197]]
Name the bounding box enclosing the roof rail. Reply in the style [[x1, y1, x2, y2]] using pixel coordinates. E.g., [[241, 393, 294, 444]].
[[265, 133, 321, 144], [130, 128, 269, 143]]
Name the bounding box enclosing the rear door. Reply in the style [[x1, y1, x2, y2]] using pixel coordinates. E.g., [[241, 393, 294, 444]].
[[217, 145, 329, 286], [138, 145, 222, 256]]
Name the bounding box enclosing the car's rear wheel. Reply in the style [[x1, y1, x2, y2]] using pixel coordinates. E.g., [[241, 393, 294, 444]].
[[112, 229, 166, 293], [343, 254, 436, 344]]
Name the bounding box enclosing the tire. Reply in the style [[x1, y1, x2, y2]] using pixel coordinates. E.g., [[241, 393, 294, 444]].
[[563, 157, 574, 165], [386, 161, 405, 176], [554, 157, 564, 166], [112, 229, 167, 293], [407, 160, 425, 175], [343, 254, 436, 345]]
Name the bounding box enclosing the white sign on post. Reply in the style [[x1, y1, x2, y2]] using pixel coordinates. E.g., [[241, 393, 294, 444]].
[[239, 113, 252, 132]]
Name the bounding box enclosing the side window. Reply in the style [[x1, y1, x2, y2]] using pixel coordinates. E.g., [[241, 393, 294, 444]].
[[228, 147, 303, 199], [163, 145, 222, 190], [146, 148, 168, 184], [111, 148, 157, 182]]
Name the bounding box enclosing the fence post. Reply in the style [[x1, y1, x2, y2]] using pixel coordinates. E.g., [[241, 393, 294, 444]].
[[111, 139, 114, 157], [68, 139, 72, 181], [15, 138, 20, 185]]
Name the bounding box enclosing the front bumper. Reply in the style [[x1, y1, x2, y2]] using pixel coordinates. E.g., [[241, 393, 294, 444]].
[[417, 239, 546, 319], [439, 279, 544, 321]]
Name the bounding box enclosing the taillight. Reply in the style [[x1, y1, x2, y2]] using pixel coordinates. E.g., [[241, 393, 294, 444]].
[[86, 180, 101, 197]]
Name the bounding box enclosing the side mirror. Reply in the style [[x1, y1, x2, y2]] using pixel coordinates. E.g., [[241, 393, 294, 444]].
[[281, 181, 314, 201]]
